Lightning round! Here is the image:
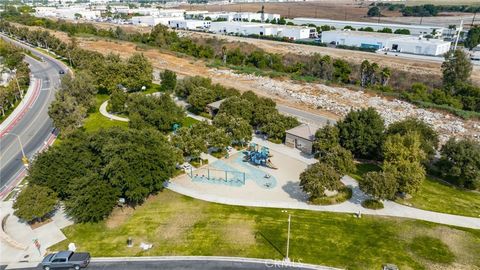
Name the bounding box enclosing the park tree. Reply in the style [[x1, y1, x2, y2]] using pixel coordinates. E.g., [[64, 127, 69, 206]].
[[64, 174, 119, 223], [123, 53, 153, 91], [213, 113, 252, 145], [175, 76, 212, 98], [127, 93, 184, 132], [313, 122, 339, 155], [300, 163, 342, 200], [109, 88, 128, 113], [333, 59, 352, 83], [386, 117, 439, 161], [98, 128, 181, 204], [465, 26, 480, 50], [437, 138, 480, 189], [259, 113, 299, 141], [337, 107, 385, 159], [318, 145, 356, 175], [13, 185, 58, 223], [359, 171, 397, 200], [48, 91, 87, 137], [367, 6, 381, 17], [28, 132, 100, 199], [442, 49, 473, 92], [187, 86, 217, 113], [58, 71, 97, 111], [383, 132, 426, 194], [160, 69, 177, 92], [218, 96, 254, 123], [172, 125, 208, 161]]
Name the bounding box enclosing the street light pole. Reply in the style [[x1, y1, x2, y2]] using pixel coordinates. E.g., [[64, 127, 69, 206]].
[[5, 132, 28, 167], [285, 214, 291, 262]]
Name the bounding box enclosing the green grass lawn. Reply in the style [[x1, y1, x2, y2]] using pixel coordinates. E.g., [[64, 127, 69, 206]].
[[181, 116, 200, 127], [350, 163, 480, 217], [51, 190, 480, 270], [397, 177, 480, 218], [82, 94, 128, 133]]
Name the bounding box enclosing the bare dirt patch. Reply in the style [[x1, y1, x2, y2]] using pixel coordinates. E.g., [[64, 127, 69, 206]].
[[221, 213, 256, 246], [105, 206, 135, 229]]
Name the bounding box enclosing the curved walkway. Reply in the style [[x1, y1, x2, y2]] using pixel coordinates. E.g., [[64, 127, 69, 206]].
[[99, 100, 129, 122], [166, 174, 480, 229]]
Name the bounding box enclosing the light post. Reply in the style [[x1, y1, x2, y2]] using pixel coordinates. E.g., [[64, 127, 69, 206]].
[[12, 71, 24, 99], [5, 132, 28, 167], [281, 210, 292, 262]]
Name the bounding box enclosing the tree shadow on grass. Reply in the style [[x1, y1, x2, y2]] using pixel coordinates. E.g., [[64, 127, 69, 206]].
[[256, 231, 285, 258]]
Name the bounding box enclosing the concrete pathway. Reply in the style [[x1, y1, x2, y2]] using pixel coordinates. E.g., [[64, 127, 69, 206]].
[[0, 201, 73, 266], [99, 101, 129, 122], [168, 137, 480, 230]]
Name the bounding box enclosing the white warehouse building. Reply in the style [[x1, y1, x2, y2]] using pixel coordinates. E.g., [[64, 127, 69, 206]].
[[290, 18, 445, 38], [321, 30, 451, 56], [210, 21, 315, 40], [204, 12, 280, 22], [169, 19, 211, 30], [131, 16, 178, 27]]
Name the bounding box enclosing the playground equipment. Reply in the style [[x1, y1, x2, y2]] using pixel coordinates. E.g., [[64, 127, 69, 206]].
[[188, 166, 246, 187], [243, 143, 277, 169]]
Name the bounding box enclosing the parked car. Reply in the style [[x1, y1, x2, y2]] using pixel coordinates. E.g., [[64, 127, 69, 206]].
[[58, 70, 65, 75], [41, 251, 90, 270]]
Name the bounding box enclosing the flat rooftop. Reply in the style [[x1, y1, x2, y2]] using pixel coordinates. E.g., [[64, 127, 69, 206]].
[[292, 17, 444, 30]]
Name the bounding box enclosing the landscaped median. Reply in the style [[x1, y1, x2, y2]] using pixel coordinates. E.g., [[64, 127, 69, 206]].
[[50, 190, 480, 270]]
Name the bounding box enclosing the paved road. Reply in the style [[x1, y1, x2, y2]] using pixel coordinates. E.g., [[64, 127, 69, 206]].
[[0, 35, 65, 193], [1, 258, 335, 270], [277, 105, 335, 126]]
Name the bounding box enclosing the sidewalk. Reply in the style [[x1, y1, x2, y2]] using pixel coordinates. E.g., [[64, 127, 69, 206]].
[[99, 100, 129, 122], [0, 77, 40, 138], [0, 201, 72, 266]]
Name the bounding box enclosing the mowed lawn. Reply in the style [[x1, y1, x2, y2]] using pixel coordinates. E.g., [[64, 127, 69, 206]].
[[51, 190, 480, 270], [351, 163, 480, 218], [82, 94, 128, 132]]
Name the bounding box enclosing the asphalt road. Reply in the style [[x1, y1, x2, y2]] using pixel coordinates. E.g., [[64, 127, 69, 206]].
[[0, 259, 326, 270], [277, 105, 335, 126], [0, 35, 65, 192]]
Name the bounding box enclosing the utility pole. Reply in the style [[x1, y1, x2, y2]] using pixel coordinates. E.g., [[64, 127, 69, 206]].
[[472, 11, 477, 27], [420, 15, 423, 25], [14, 75, 23, 99], [454, 20, 463, 51], [285, 214, 291, 262]]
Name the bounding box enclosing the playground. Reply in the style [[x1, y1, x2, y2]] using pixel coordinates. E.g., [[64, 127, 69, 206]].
[[173, 139, 311, 203]]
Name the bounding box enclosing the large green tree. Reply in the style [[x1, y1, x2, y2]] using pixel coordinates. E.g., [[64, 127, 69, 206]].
[[48, 91, 87, 137], [359, 171, 397, 200], [123, 53, 153, 91], [318, 145, 356, 175], [437, 138, 480, 189], [442, 49, 473, 93], [313, 122, 339, 155], [300, 163, 342, 200], [465, 26, 480, 50], [64, 174, 119, 223], [127, 93, 184, 132], [160, 69, 177, 92], [59, 71, 97, 111], [213, 113, 252, 145], [383, 132, 426, 194], [13, 185, 58, 223], [386, 117, 439, 161], [337, 107, 385, 159]]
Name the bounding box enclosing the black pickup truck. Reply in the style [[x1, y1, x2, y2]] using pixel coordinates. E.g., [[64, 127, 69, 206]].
[[41, 251, 90, 270]]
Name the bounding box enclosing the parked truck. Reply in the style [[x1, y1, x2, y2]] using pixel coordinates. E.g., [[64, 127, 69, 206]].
[[41, 251, 90, 270]]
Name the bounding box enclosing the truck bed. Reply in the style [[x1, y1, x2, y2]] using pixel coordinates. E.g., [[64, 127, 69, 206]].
[[70, 252, 90, 262]]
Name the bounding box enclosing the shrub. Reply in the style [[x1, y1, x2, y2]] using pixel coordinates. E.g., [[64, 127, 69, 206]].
[[361, 199, 384, 209]]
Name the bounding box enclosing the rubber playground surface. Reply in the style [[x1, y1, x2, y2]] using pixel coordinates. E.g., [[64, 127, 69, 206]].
[[174, 147, 310, 204]]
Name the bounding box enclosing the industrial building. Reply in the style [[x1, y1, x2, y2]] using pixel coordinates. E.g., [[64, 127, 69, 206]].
[[203, 12, 280, 22], [210, 21, 315, 40], [321, 30, 451, 56], [169, 19, 211, 30], [290, 18, 445, 38], [34, 7, 101, 20]]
